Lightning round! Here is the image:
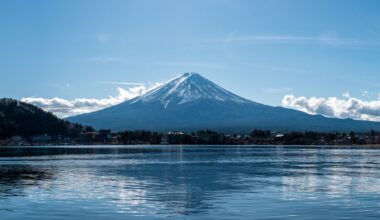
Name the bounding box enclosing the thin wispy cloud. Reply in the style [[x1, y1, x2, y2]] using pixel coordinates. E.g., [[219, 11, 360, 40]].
[[342, 92, 351, 98], [95, 33, 110, 44], [41, 82, 71, 89], [97, 81, 144, 86], [229, 35, 355, 44], [85, 56, 125, 63], [362, 90, 369, 98], [250, 64, 307, 75], [222, 33, 363, 47], [264, 87, 293, 94], [156, 61, 224, 68]]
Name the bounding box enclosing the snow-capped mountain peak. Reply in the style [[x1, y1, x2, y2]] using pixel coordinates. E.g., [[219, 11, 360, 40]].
[[131, 72, 251, 107], [68, 72, 380, 132]]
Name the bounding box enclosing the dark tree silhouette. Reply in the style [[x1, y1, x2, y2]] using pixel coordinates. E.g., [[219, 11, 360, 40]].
[[0, 98, 93, 139]]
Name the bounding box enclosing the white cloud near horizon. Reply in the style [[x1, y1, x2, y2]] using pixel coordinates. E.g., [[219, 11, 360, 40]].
[[282, 94, 380, 122], [21, 84, 161, 118]]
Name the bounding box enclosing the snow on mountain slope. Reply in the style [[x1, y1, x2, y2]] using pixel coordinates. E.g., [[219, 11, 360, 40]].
[[68, 72, 380, 132], [131, 72, 252, 108]]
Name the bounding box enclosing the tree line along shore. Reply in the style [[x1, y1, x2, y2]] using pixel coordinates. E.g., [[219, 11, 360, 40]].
[[2, 129, 380, 146], [1, 98, 380, 146]]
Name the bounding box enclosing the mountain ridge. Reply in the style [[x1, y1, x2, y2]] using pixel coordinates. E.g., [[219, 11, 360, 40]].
[[68, 73, 380, 133]]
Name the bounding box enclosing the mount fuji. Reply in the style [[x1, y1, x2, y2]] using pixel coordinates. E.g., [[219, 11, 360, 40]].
[[68, 72, 380, 132]]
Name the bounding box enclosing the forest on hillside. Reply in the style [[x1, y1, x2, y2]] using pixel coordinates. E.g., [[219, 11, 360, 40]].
[[0, 98, 93, 139]]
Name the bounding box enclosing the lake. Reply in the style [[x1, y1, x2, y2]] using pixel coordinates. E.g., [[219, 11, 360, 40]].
[[1, 145, 380, 219]]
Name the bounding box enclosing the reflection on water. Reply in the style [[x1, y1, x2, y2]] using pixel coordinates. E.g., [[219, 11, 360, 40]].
[[0, 165, 53, 199], [1, 146, 380, 219]]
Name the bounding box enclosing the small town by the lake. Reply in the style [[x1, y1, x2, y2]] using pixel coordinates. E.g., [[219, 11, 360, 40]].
[[3, 128, 380, 146]]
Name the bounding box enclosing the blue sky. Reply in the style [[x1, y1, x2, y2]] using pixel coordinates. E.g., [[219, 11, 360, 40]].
[[1, 0, 380, 119]]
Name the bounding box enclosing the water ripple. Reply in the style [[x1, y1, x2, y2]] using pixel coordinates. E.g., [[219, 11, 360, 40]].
[[1, 145, 380, 219]]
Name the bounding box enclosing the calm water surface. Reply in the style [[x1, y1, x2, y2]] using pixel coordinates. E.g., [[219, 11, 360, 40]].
[[1, 145, 380, 219]]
